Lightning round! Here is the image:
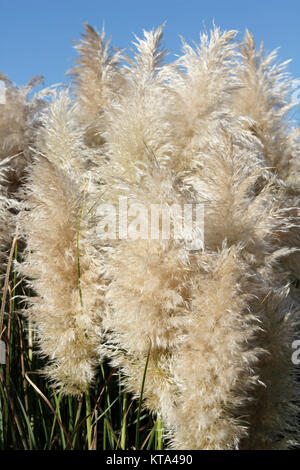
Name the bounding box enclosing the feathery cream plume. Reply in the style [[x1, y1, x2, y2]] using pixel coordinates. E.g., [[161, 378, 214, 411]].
[[19, 156, 105, 394], [14, 23, 300, 447], [68, 24, 123, 148]]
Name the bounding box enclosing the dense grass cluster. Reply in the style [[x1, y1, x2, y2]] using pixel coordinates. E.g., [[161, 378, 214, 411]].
[[0, 290, 162, 450], [0, 23, 300, 450]]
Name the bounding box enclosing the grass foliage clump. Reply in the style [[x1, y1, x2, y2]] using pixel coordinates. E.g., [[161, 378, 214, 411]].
[[1, 23, 300, 450]]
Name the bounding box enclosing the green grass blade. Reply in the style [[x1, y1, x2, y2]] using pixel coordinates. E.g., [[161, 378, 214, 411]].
[[135, 342, 151, 450], [16, 396, 37, 450]]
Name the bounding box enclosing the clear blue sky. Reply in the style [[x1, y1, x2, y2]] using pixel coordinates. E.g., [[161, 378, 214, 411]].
[[1, 0, 300, 87]]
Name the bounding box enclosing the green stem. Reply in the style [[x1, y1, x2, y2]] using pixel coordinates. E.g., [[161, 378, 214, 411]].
[[85, 387, 92, 450], [77, 194, 93, 450], [156, 415, 163, 450], [135, 341, 151, 450], [11, 241, 18, 314], [77, 194, 86, 311], [120, 392, 127, 450]]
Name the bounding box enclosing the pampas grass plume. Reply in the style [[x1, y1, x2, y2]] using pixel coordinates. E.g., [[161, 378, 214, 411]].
[[5, 22, 300, 448]]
